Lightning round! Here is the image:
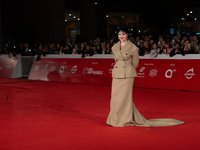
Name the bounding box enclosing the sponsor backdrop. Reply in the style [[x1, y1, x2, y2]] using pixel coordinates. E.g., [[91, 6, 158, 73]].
[[28, 58, 200, 91]]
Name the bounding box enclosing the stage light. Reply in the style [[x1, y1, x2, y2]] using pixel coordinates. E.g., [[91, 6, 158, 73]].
[[190, 11, 193, 13], [194, 18, 197, 20], [73, 16, 76, 19], [65, 19, 67, 22], [106, 15, 109, 18], [187, 14, 189, 16], [69, 14, 71, 16], [77, 18, 80, 20]]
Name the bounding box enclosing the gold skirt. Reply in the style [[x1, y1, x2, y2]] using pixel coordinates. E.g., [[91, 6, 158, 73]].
[[106, 78, 184, 127]]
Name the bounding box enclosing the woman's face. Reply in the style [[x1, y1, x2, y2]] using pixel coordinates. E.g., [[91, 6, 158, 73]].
[[165, 43, 169, 48], [81, 43, 84, 48], [161, 41, 165, 46], [175, 43, 180, 49], [75, 44, 78, 49], [184, 40, 189, 46], [152, 43, 157, 50], [106, 43, 110, 48], [118, 31, 128, 42]]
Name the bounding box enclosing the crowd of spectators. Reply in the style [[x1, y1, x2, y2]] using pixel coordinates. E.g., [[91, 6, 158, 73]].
[[0, 33, 200, 58]]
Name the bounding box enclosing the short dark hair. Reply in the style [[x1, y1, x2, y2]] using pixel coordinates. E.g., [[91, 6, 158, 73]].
[[117, 25, 130, 34]]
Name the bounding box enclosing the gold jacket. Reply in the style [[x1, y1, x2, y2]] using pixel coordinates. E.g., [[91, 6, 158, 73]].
[[112, 40, 139, 78]]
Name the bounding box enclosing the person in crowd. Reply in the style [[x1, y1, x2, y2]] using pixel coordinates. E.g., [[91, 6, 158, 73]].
[[81, 44, 91, 58], [88, 45, 95, 56], [169, 42, 185, 57], [149, 38, 154, 47], [48, 43, 55, 54], [92, 45, 98, 55], [138, 38, 144, 48], [162, 42, 173, 55], [96, 44, 101, 54], [158, 35, 164, 44], [54, 43, 63, 54], [135, 36, 140, 46], [171, 38, 176, 48], [198, 40, 200, 52], [71, 37, 77, 48], [42, 45, 49, 56], [96, 37, 101, 45], [93, 39, 98, 46], [80, 42, 86, 55], [72, 43, 80, 54], [66, 37, 73, 49], [17, 42, 25, 54], [157, 40, 165, 54], [180, 38, 185, 49], [105, 43, 112, 54], [139, 40, 151, 56], [88, 39, 93, 46], [191, 35, 199, 50], [21, 43, 35, 56], [181, 39, 194, 54], [129, 35, 135, 44], [63, 44, 72, 54], [99, 41, 106, 54], [172, 35, 179, 43], [150, 43, 160, 58], [109, 38, 115, 47]]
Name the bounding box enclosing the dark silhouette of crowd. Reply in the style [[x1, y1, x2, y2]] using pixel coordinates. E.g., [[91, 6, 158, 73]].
[[1, 33, 200, 58]]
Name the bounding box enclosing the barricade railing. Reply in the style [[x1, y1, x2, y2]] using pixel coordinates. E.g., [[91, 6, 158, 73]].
[[1, 54, 200, 91], [28, 54, 200, 91]]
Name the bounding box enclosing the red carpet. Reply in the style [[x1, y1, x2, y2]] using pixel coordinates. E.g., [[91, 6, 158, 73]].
[[0, 78, 199, 150]]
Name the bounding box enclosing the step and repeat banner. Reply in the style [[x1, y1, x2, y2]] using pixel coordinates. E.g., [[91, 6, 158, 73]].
[[28, 55, 200, 91], [28, 58, 113, 85]]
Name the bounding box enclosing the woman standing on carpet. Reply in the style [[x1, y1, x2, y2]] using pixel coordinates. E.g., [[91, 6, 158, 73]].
[[106, 26, 184, 127]]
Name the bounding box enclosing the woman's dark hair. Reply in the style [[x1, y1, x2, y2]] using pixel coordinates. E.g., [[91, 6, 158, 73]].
[[116, 25, 130, 34]]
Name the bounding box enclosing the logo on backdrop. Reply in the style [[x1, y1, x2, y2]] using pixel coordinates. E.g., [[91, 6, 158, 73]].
[[139, 67, 145, 72], [165, 69, 176, 78], [82, 67, 103, 75], [59, 66, 67, 73], [137, 67, 145, 78], [71, 65, 78, 74], [184, 68, 195, 79], [149, 69, 158, 77]]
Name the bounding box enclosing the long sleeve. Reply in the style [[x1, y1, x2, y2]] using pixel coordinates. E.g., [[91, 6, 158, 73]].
[[132, 47, 139, 69]]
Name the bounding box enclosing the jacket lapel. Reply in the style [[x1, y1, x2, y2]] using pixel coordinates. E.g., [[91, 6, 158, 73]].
[[121, 40, 132, 53], [112, 40, 132, 59], [112, 41, 122, 59]]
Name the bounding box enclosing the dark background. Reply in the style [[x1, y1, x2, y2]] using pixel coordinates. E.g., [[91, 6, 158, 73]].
[[0, 0, 199, 44]]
